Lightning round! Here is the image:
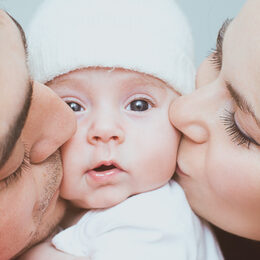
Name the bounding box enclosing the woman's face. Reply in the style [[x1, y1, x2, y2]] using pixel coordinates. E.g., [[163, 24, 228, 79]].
[[171, 0, 260, 240]]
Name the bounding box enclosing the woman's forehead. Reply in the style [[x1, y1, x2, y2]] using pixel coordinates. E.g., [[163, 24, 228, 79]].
[[220, 1, 260, 129], [224, 3, 260, 66], [224, 0, 260, 51]]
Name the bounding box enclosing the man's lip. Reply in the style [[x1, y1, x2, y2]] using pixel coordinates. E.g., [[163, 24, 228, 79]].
[[176, 163, 189, 177]]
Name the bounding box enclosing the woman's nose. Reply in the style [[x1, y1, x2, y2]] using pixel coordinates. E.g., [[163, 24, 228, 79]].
[[87, 112, 125, 145], [22, 81, 77, 163], [170, 86, 212, 144]]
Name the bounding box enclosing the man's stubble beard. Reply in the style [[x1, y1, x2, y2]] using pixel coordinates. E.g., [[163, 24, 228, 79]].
[[14, 151, 67, 258]]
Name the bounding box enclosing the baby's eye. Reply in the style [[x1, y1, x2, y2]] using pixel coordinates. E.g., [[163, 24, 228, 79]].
[[126, 99, 151, 112], [66, 101, 84, 112]]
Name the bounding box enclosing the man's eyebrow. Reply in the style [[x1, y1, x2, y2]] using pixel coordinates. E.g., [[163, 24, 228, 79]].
[[6, 12, 27, 54], [226, 82, 260, 127], [0, 80, 32, 169], [211, 18, 232, 70]]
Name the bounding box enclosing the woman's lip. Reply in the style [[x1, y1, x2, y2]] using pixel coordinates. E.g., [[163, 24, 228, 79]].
[[176, 164, 189, 177]]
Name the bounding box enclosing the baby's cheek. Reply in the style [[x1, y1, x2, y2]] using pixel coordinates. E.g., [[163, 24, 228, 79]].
[[166, 111, 181, 152], [148, 119, 180, 183], [172, 126, 181, 146], [59, 167, 72, 200], [165, 122, 180, 172], [59, 143, 77, 199]]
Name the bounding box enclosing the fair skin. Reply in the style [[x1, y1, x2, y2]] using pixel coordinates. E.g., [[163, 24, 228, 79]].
[[23, 68, 180, 259], [0, 11, 77, 259], [22, 0, 260, 257], [49, 67, 180, 209], [170, 0, 260, 241]]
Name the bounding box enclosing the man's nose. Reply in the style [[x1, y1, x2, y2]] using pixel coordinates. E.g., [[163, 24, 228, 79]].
[[87, 111, 125, 145], [169, 85, 214, 144], [22, 81, 76, 163]]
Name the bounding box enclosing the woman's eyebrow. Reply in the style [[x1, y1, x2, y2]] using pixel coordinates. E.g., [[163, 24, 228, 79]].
[[212, 18, 232, 70], [226, 81, 260, 127]]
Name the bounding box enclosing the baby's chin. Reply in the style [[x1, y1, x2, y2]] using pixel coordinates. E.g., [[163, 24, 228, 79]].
[[69, 190, 133, 210], [66, 183, 170, 209]]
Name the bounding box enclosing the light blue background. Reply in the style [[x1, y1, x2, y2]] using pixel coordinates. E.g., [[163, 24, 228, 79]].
[[0, 0, 246, 66]]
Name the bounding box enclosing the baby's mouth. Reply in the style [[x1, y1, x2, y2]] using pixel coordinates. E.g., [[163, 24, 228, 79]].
[[87, 162, 122, 181], [93, 164, 117, 172]]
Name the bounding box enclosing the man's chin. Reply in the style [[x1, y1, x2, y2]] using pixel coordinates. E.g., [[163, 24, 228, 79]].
[[34, 197, 66, 243], [14, 198, 67, 259]]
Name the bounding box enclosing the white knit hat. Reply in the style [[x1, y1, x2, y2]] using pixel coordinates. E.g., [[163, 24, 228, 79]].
[[27, 0, 195, 94]]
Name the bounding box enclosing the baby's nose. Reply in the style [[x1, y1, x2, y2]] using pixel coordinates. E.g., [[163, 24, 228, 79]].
[[87, 120, 125, 145]]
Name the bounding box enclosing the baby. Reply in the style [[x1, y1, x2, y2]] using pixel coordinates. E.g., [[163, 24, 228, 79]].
[[26, 0, 223, 259]]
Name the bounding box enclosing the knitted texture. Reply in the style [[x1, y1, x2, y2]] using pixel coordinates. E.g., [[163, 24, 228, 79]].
[[27, 0, 195, 94]]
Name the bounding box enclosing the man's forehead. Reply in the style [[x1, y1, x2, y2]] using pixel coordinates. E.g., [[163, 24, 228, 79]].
[[0, 11, 31, 168], [0, 11, 28, 119], [0, 11, 23, 44]]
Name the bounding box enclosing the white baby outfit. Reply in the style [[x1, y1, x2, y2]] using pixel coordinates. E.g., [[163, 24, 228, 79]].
[[52, 181, 223, 259]]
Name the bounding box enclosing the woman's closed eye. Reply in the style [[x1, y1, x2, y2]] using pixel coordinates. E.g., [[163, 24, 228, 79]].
[[220, 109, 260, 148]]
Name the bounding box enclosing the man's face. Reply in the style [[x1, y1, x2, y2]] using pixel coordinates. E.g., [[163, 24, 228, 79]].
[[0, 12, 76, 259], [48, 68, 180, 209]]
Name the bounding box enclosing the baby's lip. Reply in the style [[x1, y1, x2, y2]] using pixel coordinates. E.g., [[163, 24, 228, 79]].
[[86, 161, 124, 183], [91, 161, 123, 172]]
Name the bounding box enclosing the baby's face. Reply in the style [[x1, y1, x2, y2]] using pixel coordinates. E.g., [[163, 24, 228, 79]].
[[48, 68, 180, 208]]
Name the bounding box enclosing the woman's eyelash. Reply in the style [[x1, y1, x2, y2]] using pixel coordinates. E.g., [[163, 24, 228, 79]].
[[220, 110, 259, 148], [209, 48, 222, 71], [3, 148, 30, 188]]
